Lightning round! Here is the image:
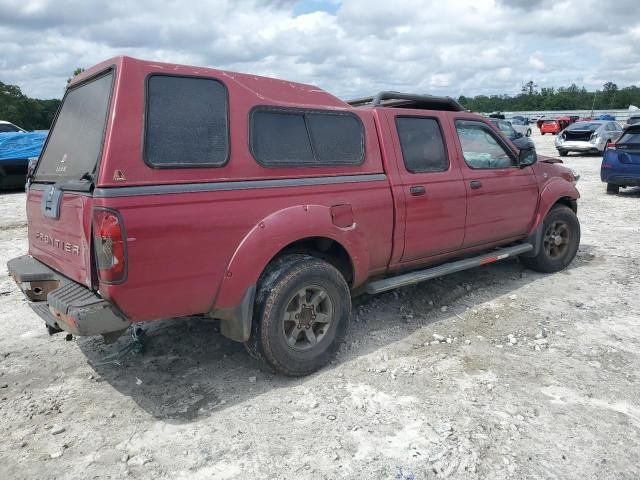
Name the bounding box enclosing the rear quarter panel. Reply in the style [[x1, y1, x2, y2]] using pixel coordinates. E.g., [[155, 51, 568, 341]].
[[97, 181, 393, 321]]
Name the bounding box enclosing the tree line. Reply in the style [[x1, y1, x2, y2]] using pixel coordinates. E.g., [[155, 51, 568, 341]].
[[0, 81, 61, 131], [3, 75, 640, 131], [458, 81, 640, 113], [0, 68, 84, 131]]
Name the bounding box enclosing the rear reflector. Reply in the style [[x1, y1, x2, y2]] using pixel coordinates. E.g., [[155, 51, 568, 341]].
[[92, 208, 127, 284]]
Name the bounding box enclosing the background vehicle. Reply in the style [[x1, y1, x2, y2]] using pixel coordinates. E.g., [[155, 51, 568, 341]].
[[540, 119, 562, 135], [0, 130, 47, 190], [0, 120, 26, 133], [508, 117, 532, 137], [7, 57, 581, 376], [627, 113, 640, 126], [601, 125, 640, 193], [488, 118, 535, 150], [556, 120, 623, 156]]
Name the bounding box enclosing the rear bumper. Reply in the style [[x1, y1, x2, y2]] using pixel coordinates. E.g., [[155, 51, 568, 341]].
[[601, 174, 640, 186], [556, 141, 601, 153], [7, 255, 130, 339]]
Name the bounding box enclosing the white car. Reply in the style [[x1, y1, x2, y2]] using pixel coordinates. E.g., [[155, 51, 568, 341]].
[[555, 120, 623, 156], [0, 120, 26, 133]]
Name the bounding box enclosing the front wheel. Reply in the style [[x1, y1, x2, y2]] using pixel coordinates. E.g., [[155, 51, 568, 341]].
[[520, 205, 580, 273], [245, 254, 351, 376], [527, 129, 532, 137], [558, 149, 568, 157]]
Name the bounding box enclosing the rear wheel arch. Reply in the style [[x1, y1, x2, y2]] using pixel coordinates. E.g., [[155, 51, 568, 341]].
[[273, 237, 354, 285], [214, 205, 369, 312]]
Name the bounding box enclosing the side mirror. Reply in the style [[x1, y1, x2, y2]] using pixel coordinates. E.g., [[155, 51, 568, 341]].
[[518, 147, 537, 167], [515, 131, 524, 138]]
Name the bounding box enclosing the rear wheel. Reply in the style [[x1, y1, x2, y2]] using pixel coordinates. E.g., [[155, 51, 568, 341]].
[[541, 132, 546, 135], [245, 254, 351, 376], [521, 205, 580, 273], [526, 129, 532, 137], [606, 183, 620, 194]]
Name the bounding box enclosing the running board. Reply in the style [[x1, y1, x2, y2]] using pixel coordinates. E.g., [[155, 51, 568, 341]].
[[366, 243, 533, 295]]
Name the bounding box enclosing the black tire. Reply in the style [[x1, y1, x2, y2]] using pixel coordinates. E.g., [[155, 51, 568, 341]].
[[520, 205, 580, 273], [541, 132, 546, 135], [527, 129, 532, 137], [245, 254, 351, 376], [558, 149, 568, 157], [606, 183, 620, 194]]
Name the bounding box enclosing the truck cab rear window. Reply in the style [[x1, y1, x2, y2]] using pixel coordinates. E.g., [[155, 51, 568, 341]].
[[34, 71, 113, 183], [395, 117, 448, 173], [144, 75, 229, 168], [250, 108, 364, 167]]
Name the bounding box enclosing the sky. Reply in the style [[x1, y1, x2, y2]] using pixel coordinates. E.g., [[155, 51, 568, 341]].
[[1, 0, 639, 100]]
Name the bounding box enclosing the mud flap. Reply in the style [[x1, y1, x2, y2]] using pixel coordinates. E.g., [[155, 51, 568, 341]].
[[214, 285, 256, 343], [521, 224, 544, 258]]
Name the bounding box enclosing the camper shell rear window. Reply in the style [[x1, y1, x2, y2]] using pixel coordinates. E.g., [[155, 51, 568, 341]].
[[34, 70, 114, 183]]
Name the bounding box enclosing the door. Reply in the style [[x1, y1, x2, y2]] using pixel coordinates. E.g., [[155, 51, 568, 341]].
[[453, 118, 538, 248], [388, 113, 467, 263]]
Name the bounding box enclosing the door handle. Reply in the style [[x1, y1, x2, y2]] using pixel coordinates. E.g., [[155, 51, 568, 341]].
[[410, 186, 426, 196], [469, 180, 483, 189]]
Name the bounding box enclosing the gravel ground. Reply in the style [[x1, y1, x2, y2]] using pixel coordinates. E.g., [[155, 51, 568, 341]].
[[1, 131, 639, 480]]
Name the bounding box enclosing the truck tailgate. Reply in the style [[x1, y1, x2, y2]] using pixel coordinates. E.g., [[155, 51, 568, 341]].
[[26, 186, 94, 288]]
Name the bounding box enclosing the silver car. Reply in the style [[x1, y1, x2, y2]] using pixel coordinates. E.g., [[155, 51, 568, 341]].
[[555, 120, 623, 156], [508, 118, 532, 137]]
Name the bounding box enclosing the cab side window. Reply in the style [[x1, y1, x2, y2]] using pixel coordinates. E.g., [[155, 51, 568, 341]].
[[455, 120, 516, 169], [395, 117, 448, 173]]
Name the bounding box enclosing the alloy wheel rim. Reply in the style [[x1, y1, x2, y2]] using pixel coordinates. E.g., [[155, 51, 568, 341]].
[[543, 221, 570, 259], [282, 285, 334, 351]]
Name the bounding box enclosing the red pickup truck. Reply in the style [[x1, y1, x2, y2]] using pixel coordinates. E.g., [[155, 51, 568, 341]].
[[7, 57, 580, 376]]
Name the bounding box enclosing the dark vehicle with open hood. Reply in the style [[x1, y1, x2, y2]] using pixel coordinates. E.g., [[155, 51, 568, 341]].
[[7, 57, 581, 376]]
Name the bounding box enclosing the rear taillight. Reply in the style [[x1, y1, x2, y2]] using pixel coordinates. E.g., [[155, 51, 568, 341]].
[[92, 208, 127, 284], [606, 141, 616, 150]]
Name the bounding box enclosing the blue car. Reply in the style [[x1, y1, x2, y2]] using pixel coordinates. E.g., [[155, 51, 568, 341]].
[[601, 125, 640, 194]]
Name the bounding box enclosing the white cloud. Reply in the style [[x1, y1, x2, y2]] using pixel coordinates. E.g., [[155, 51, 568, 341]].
[[0, 0, 639, 100], [528, 55, 545, 71]]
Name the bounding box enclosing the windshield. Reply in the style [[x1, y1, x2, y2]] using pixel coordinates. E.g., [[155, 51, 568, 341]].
[[0, 123, 22, 133], [568, 122, 601, 131], [543, 120, 557, 125], [33, 71, 113, 183], [510, 118, 524, 125]]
